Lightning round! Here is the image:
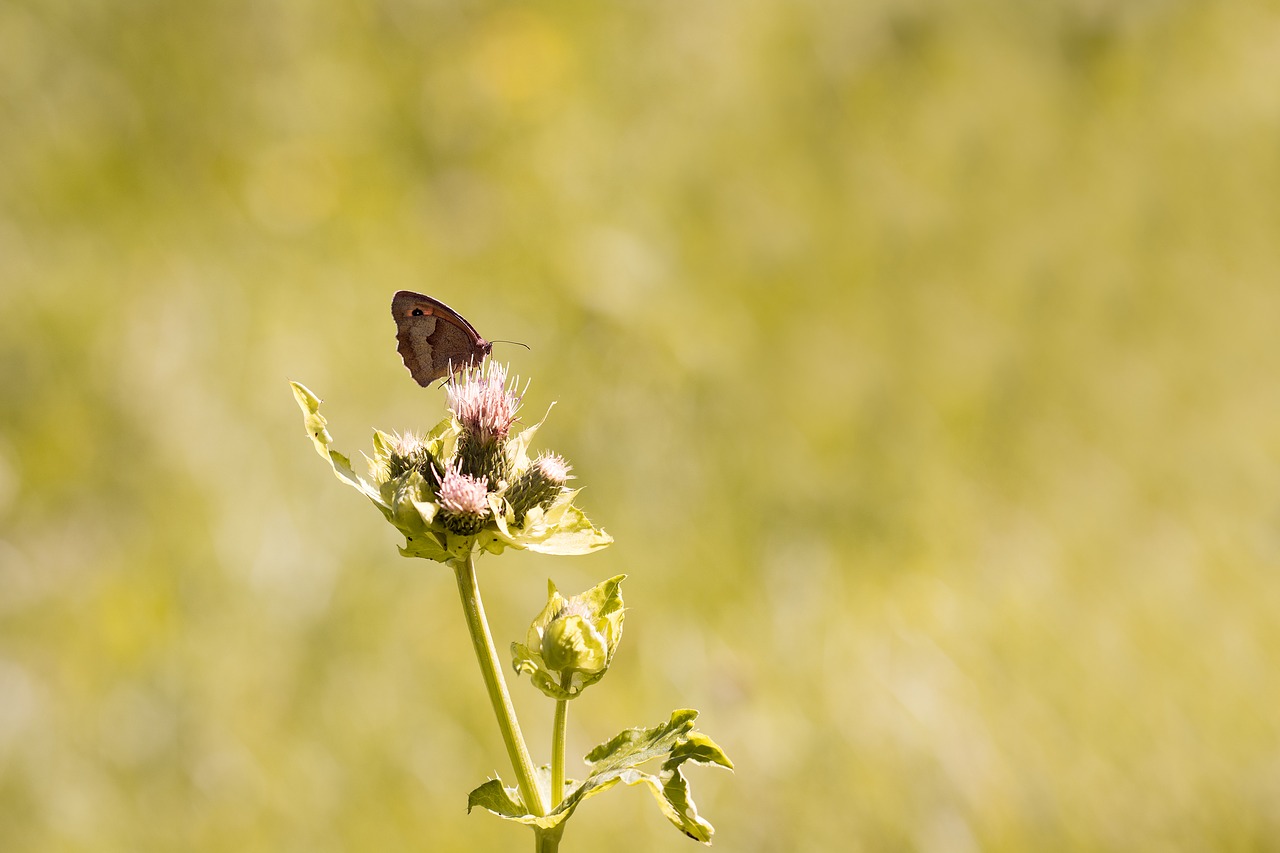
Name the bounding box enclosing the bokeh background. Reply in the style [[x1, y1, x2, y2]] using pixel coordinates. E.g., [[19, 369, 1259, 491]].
[[3, 1, 1280, 850]]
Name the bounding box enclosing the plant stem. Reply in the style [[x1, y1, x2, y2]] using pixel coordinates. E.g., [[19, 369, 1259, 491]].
[[452, 551, 547, 817], [534, 824, 564, 852], [550, 673, 572, 808]]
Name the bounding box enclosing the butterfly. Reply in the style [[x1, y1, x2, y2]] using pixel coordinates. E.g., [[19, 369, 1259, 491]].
[[392, 291, 493, 386]]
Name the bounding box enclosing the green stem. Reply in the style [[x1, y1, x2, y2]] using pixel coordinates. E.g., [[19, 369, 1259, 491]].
[[452, 551, 547, 817], [534, 824, 565, 852], [550, 673, 571, 808]]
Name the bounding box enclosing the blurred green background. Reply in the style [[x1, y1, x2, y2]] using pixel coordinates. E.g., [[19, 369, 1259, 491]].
[[3, 0, 1279, 850]]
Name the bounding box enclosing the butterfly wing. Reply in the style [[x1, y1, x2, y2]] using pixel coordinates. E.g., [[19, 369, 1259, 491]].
[[392, 291, 492, 386]]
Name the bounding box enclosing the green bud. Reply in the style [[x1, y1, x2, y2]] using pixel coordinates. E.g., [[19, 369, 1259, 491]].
[[512, 575, 626, 700], [507, 453, 571, 526], [384, 431, 443, 495], [540, 602, 609, 675]]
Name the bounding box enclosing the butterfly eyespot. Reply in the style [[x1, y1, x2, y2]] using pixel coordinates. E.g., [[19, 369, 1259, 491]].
[[411, 308, 424, 316]]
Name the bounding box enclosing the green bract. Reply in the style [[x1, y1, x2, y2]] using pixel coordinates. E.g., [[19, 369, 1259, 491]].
[[289, 381, 612, 563], [512, 576, 626, 700]]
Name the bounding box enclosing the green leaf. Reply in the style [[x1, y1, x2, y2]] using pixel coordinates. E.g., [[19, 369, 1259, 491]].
[[466, 710, 733, 844], [510, 641, 561, 694], [290, 382, 392, 515], [506, 403, 555, 476], [467, 779, 526, 819], [483, 491, 613, 556], [396, 529, 451, 562], [467, 767, 575, 832], [423, 414, 462, 460], [369, 428, 398, 475], [523, 502, 613, 555]]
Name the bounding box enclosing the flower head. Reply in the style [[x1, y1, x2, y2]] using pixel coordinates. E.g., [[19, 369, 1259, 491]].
[[448, 361, 522, 489], [533, 453, 571, 484], [382, 430, 442, 486], [438, 462, 491, 535], [290, 379, 612, 564], [447, 361, 522, 443], [507, 452, 572, 526]]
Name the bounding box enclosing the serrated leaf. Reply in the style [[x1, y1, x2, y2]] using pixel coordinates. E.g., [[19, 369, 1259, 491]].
[[466, 710, 732, 845], [369, 428, 397, 474], [290, 382, 391, 514], [466, 768, 573, 831], [524, 505, 613, 555], [424, 414, 461, 459], [397, 530, 451, 561], [467, 779, 526, 819], [584, 709, 699, 770]]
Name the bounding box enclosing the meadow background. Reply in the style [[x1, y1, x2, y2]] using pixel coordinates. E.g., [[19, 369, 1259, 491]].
[[3, 1, 1279, 850]]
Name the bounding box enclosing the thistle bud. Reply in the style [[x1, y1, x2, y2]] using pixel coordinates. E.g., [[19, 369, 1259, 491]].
[[437, 463, 491, 536], [384, 431, 443, 494], [539, 598, 608, 674], [512, 575, 626, 699], [507, 453, 571, 526]]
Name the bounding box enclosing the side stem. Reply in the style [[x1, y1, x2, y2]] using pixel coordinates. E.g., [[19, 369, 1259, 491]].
[[550, 673, 572, 808], [452, 551, 547, 817]]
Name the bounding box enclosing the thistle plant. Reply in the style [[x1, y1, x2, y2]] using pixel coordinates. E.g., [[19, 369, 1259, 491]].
[[290, 361, 732, 850]]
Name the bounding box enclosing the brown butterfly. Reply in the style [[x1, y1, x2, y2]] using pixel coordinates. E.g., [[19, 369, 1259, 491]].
[[392, 291, 493, 386]]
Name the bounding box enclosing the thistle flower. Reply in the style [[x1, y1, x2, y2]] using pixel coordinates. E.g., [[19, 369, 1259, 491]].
[[438, 462, 491, 536], [448, 361, 521, 488], [448, 360, 521, 441], [532, 453, 571, 485], [507, 453, 572, 526], [290, 379, 611, 563]]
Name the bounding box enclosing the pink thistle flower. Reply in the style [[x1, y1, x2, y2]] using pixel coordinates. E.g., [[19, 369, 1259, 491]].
[[438, 464, 489, 515], [532, 453, 572, 485], [447, 361, 522, 443], [438, 462, 490, 535]]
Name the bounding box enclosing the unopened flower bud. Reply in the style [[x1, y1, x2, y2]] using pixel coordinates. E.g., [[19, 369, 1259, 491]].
[[384, 432, 443, 494], [513, 576, 625, 699], [539, 598, 609, 675], [507, 453, 571, 526]]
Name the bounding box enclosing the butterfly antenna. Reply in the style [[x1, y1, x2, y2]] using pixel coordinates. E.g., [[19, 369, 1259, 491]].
[[489, 339, 531, 351]]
